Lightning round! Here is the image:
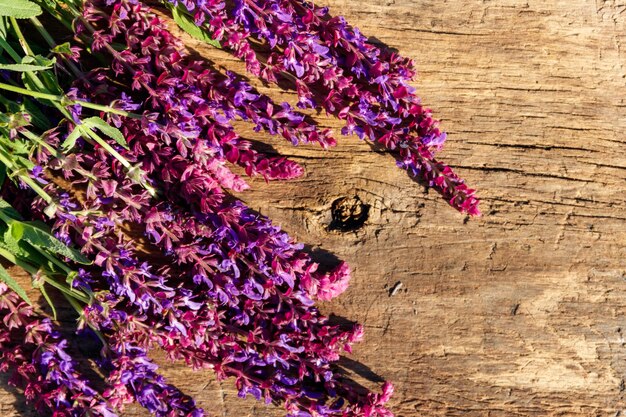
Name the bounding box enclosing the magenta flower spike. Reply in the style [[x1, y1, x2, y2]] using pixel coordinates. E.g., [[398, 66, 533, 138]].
[[165, 0, 480, 214], [0, 0, 483, 413]]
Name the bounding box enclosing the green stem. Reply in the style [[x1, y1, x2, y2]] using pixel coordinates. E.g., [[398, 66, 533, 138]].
[[0, 37, 22, 62], [0, 82, 63, 102], [0, 247, 36, 273], [0, 247, 94, 329], [61, 1, 83, 19], [28, 17, 56, 47], [29, 82, 75, 122], [0, 48, 76, 123], [63, 292, 108, 348], [9, 17, 34, 56], [4, 4, 154, 198], [21, 130, 100, 181], [78, 101, 143, 120], [0, 82, 140, 119], [81, 127, 156, 196], [0, 148, 53, 203], [39, 283, 57, 319], [20, 129, 62, 158], [81, 127, 130, 168], [0, 210, 16, 225], [16, 175, 52, 203], [34, 245, 73, 275], [29, 16, 83, 79], [64, 292, 85, 314], [0, 37, 139, 177], [42, 274, 90, 304]]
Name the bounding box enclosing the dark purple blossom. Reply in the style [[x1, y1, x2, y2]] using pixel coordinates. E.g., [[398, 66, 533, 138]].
[[0, 283, 118, 417]]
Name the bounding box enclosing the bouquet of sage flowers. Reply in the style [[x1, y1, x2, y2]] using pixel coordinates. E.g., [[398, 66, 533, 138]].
[[0, 0, 479, 416]]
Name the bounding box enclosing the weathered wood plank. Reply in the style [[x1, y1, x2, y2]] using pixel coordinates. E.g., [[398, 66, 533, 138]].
[[3, 0, 626, 415]]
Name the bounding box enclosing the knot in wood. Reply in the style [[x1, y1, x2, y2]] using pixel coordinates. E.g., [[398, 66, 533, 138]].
[[328, 196, 369, 232]]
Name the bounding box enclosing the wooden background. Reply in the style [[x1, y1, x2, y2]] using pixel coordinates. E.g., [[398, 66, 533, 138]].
[[3, 0, 626, 415]]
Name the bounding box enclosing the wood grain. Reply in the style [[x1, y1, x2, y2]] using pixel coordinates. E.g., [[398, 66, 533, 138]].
[[3, 0, 626, 415]]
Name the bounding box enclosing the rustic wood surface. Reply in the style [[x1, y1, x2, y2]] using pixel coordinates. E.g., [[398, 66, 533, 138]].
[[3, 0, 626, 416]]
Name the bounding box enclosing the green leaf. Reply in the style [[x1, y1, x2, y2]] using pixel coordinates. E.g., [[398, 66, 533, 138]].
[[12, 240, 56, 273], [6, 112, 30, 131], [0, 63, 51, 72], [20, 73, 57, 106], [21, 54, 57, 67], [0, 17, 8, 39], [0, 0, 42, 18], [0, 225, 22, 257], [19, 221, 91, 264], [21, 55, 55, 67], [0, 96, 20, 115], [0, 263, 31, 304], [19, 56, 62, 97], [52, 42, 73, 56], [1, 224, 25, 257], [66, 270, 78, 286], [38, 282, 56, 319], [0, 162, 6, 188], [171, 6, 222, 49], [8, 222, 23, 241], [0, 198, 22, 221], [21, 98, 50, 130], [0, 138, 34, 170], [83, 116, 128, 149], [39, 0, 55, 9], [61, 126, 82, 151]]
